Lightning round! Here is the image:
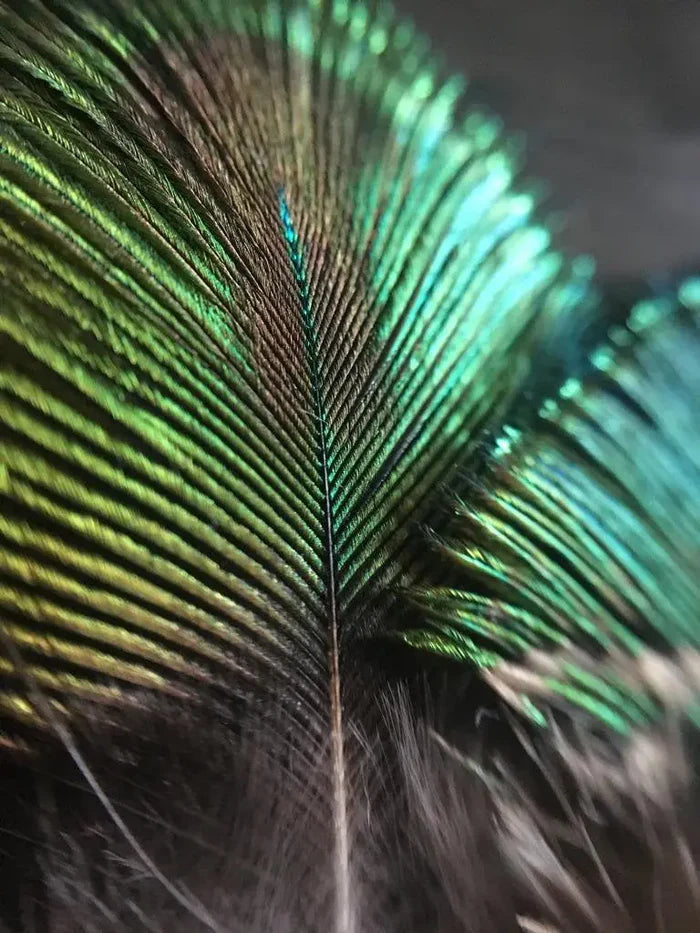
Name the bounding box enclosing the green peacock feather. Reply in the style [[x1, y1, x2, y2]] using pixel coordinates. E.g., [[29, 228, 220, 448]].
[[405, 286, 700, 731], [0, 1, 699, 931]]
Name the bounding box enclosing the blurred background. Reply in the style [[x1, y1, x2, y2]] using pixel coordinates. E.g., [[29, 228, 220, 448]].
[[395, 0, 700, 280]]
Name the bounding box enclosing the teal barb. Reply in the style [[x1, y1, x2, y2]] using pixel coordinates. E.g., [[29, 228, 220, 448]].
[[1, 0, 700, 929], [403, 285, 700, 732]]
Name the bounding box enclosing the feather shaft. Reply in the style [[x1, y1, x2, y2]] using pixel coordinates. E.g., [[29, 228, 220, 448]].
[[279, 186, 351, 933]]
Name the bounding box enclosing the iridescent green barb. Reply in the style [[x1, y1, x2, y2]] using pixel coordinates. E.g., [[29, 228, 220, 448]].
[[0, 1, 584, 726], [0, 0, 588, 925]]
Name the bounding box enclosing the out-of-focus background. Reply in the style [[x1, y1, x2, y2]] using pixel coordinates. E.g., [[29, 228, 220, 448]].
[[395, 0, 700, 279]]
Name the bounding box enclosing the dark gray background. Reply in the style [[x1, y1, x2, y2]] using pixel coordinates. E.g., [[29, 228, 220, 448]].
[[395, 0, 700, 279]]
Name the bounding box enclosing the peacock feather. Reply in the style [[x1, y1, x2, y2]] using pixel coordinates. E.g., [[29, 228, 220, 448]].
[[0, 1, 699, 931]]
